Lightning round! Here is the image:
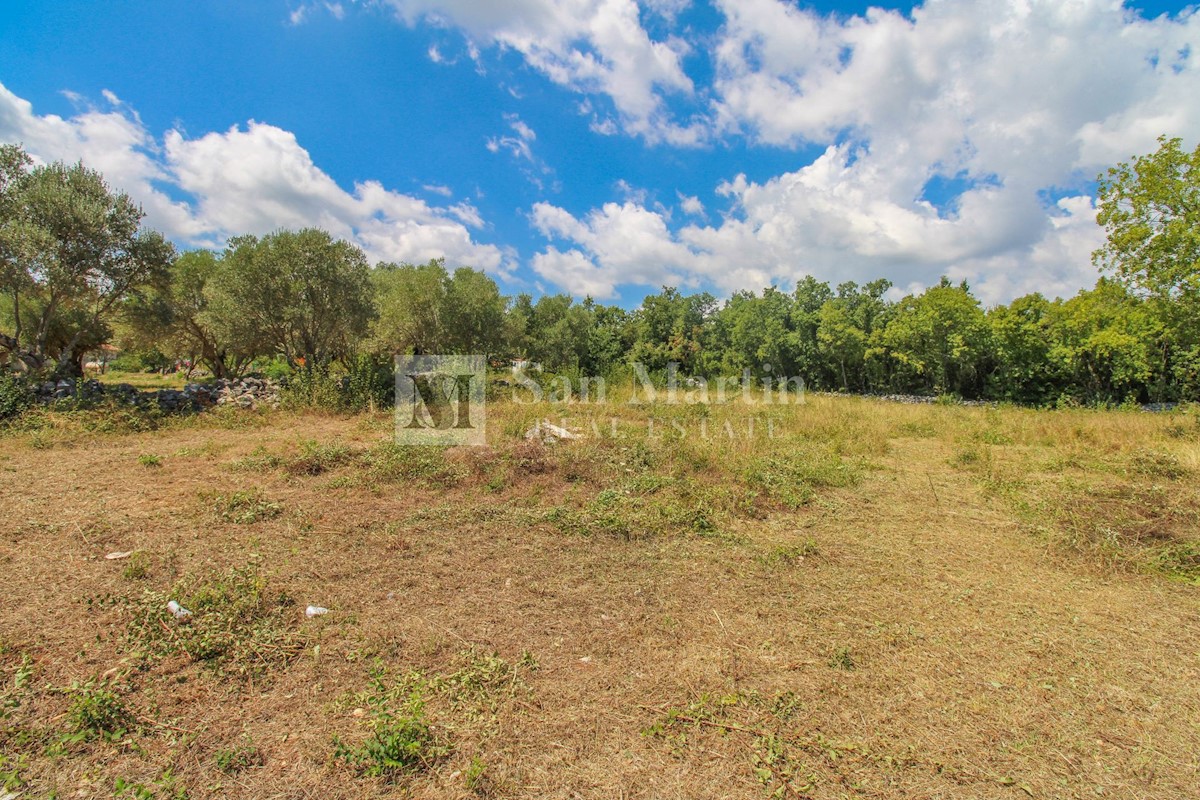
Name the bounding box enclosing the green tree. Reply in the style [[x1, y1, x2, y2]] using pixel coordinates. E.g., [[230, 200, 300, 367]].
[[208, 229, 374, 367], [521, 294, 591, 372], [874, 279, 992, 396], [372, 259, 508, 356], [790, 276, 834, 385], [714, 287, 800, 379], [122, 250, 253, 378], [630, 287, 715, 375], [1095, 135, 1200, 306], [0, 147, 174, 376], [1048, 279, 1155, 404], [1094, 136, 1200, 399], [816, 280, 892, 392], [817, 300, 865, 391], [442, 266, 510, 354], [372, 260, 450, 355], [986, 293, 1062, 404]]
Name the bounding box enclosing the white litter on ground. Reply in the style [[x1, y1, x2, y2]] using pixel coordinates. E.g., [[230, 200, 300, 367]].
[[166, 600, 192, 620]]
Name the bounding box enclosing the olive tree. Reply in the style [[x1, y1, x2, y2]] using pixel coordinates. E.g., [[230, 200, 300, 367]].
[[0, 145, 173, 376], [207, 229, 375, 367]]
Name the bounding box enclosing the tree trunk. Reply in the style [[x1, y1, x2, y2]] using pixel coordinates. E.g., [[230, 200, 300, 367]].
[[53, 330, 85, 380]]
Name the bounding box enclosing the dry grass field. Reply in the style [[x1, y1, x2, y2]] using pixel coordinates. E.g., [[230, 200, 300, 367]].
[[1, 395, 1198, 799]]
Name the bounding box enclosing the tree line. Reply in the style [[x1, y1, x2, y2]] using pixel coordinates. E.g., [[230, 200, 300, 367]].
[[2, 137, 1198, 406]]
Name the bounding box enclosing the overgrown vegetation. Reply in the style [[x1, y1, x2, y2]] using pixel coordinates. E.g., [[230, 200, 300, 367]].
[[107, 562, 306, 681], [334, 649, 535, 783]]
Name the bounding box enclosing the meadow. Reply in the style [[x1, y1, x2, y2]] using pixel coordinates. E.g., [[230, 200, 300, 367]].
[[1, 395, 1198, 799]]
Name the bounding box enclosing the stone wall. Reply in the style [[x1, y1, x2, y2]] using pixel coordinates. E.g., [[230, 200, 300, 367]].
[[31, 377, 282, 412]]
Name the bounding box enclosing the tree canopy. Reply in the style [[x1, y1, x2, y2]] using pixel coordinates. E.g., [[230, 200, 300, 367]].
[[0, 144, 174, 376], [4, 137, 1200, 406]]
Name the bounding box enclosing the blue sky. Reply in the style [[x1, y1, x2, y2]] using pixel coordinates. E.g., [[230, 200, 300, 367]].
[[1, 0, 1198, 306]]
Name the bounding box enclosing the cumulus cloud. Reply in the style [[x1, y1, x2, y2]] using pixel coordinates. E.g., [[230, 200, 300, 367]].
[[0, 82, 509, 275], [523, 0, 1200, 303], [532, 147, 1105, 303], [0, 83, 208, 242], [531, 246, 615, 298], [531, 199, 699, 297], [678, 193, 704, 218]]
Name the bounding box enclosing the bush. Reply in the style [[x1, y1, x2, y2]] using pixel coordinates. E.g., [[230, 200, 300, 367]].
[[280, 365, 344, 411], [334, 668, 450, 779], [0, 373, 33, 422], [343, 353, 394, 411], [107, 349, 172, 373], [280, 355, 394, 412]]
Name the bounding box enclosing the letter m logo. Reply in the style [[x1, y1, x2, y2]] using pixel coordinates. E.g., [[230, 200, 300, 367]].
[[394, 355, 486, 445]]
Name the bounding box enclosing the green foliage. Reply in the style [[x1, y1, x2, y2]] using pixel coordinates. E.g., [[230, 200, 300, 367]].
[[0, 144, 174, 376], [64, 679, 131, 742], [874, 279, 992, 396], [7, 138, 1200, 407], [113, 771, 188, 800], [827, 647, 856, 671], [279, 364, 346, 411], [0, 372, 32, 421], [334, 668, 451, 779], [372, 259, 509, 356], [363, 442, 464, 485], [122, 552, 151, 581], [342, 352, 394, 410], [214, 742, 264, 774], [1, 654, 34, 721], [207, 488, 284, 524], [1095, 135, 1200, 308], [0, 752, 28, 791], [284, 439, 357, 476], [208, 229, 374, 368], [116, 563, 304, 680], [122, 249, 252, 378]]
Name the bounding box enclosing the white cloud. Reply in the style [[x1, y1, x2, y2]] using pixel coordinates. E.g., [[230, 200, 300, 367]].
[[529, 146, 1116, 303], [379, 0, 705, 144], [531, 246, 616, 298], [589, 117, 618, 135], [0, 82, 510, 275], [448, 200, 485, 228], [678, 193, 704, 218], [532, 199, 698, 295], [288, 2, 347, 25], [0, 82, 207, 242], [487, 113, 554, 190], [486, 113, 537, 162], [522, 0, 1200, 302]]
